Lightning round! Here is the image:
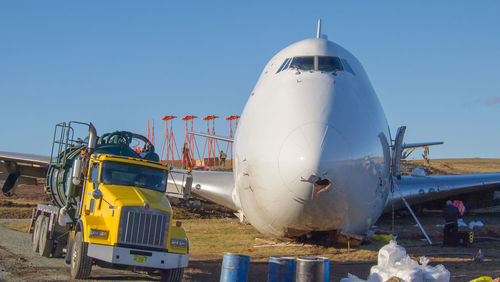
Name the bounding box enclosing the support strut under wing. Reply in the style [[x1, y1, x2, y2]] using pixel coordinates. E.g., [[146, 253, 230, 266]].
[[166, 169, 193, 200], [189, 132, 234, 143]]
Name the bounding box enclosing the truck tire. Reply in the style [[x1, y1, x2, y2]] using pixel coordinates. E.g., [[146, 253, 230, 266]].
[[31, 216, 43, 253], [160, 268, 184, 282], [38, 216, 54, 257], [70, 232, 92, 279]]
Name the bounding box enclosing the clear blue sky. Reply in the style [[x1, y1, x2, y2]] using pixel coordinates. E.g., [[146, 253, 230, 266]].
[[1, 1, 499, 159]]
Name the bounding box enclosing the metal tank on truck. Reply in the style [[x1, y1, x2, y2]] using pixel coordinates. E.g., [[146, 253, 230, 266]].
[[29, 121, 190, 281]]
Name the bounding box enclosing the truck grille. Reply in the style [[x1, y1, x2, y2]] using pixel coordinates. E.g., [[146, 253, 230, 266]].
[[117, 207, 170, 249]]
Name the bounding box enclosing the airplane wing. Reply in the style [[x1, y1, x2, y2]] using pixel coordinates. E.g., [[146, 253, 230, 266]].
[[178, 169, 500, 214], [386, 173, 500, 211], [387, 127, 500, 211], [167, 169, 238, 211], [0, 151, 50, 195], [0, 151, 50, 166]]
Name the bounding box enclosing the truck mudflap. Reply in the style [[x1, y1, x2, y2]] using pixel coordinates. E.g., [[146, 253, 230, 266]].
[[87, 244, 188, 269]]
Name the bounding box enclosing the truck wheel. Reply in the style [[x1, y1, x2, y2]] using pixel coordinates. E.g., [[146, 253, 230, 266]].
[[38, 216, 54, 257], [160, 268, 184, 282], [31, 216, 43, 253], [70, 232, 92, 279]]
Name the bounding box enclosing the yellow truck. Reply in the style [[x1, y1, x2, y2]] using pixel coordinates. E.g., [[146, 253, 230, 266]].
[[28, 121, 189, 280]]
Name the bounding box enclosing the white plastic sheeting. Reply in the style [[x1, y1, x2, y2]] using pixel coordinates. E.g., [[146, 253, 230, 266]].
[[411, 168, 426, 177], [437, 219, 484, 230], [341, 241, 450, 282]]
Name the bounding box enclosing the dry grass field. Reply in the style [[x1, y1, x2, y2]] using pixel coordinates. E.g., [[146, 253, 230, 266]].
[[181, 218, 384, 262], [403, 158, 500, 175]]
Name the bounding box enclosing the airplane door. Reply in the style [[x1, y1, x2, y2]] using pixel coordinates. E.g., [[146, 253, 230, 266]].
[[392, 126, 406, 179]]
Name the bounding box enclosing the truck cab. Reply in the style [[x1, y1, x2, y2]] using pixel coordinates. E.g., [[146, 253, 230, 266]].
[[74, 154, 188, 278]]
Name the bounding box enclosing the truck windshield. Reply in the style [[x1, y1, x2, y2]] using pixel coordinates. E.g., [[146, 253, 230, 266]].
[[101, 161, 167, 192]]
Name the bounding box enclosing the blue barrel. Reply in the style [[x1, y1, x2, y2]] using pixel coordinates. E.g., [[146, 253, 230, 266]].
[[268, 257, 296, 282], [295, 257, 329, 282], [220, 253, 251, 282], [320, 257, 330, 282]]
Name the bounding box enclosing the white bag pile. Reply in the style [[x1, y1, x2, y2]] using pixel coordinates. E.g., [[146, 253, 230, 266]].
[[341, 240, 450, 282]]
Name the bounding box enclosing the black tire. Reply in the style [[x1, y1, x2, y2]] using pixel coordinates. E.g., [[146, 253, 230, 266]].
[[160, 268, 184, 282], [39, 216, 53, 257], [70, 232, 92, 279], [31, 215, 43, 253]]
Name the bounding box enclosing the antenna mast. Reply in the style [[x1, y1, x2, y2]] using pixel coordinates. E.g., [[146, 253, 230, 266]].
[[316, 19, 321, 38]]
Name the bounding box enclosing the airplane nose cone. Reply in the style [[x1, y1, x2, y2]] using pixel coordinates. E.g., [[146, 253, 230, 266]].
[[278, 123, 351, 200]]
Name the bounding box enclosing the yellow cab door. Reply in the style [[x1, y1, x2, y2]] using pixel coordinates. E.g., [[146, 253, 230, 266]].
[[82, 161, 100, 216]]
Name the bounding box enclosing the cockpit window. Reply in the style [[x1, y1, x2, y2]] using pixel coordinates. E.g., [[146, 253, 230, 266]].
[[318, 56, 343, 72], [341, 58, 355, 75], [289, 56, 315, 71], [276, 58, 291, 73], [276, 56, 355, 75]]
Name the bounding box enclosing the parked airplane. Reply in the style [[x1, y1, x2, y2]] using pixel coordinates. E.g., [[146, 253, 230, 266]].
[[2, 21, 500, 240], [173, 22, 500, 238]]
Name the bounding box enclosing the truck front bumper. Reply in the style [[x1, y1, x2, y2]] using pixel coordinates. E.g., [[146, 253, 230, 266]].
[[87, 243, 188, 269]]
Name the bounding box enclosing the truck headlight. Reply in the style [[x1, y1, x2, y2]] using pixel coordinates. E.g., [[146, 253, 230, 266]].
[[170, 238, 187, 248], [89, 228, 108, 238]]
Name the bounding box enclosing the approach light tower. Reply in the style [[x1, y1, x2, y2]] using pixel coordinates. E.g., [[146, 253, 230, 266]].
[[161, 115, 180, 166], [202, 115, 220, 166], [226, 115, 240, 166], [181, 115, 201, 169]]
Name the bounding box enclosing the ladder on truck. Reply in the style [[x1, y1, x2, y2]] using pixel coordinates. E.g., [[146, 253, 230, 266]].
[[49, 121, 90, 168]]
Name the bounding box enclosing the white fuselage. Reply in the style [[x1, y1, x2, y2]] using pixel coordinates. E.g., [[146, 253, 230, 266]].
[[233, 38, 392, 237]]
